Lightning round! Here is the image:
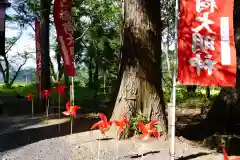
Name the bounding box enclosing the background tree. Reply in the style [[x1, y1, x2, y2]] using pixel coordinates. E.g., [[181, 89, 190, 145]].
[[40, 0, 51, 92], [1, 10, 34, 88]]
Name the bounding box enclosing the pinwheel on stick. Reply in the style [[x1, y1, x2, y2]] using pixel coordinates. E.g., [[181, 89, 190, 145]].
[[27, 93, 34, 117], [113, 111, 130, 159], [62, 101, 80, 134], [222, 145, 240, 160], [136, 120, 159, 160], [91, 113, 112, 160], [53, 80, 66, 132], [41, 89, 51, 123], [138, 120, 159, 140]]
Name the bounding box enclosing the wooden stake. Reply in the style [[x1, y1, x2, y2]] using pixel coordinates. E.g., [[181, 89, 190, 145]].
[[70, 115, 73, 134], [58, 92, 61, 132], [97, 134, 101, 160], [32, 100, 34, 117], [70, 77, 74, 135], [116, 140, 119, 159], [46, 97, 49, 124], [140, 143, 144, 160]]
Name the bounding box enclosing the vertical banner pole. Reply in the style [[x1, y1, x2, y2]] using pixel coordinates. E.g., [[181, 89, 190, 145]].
[[70, 76, 74, 134], [71, 77, 74, 106], [169, 0, 179, 159], [58, 91, 61, 132]]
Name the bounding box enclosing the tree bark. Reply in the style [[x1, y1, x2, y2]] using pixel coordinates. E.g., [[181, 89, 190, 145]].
[[50, 58, 57, 82], [40, 0, 51, 111], [108, 0, 167, 139], [93, 50, 99, 95], [3, 55, 9, 87], [108, 0, 125, 114], [206, 87, 210, 99], [186, 85, 197, 96], [88, 54, 93, 87]]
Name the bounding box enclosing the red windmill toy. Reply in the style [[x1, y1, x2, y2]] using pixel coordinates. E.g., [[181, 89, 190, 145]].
[[62, 101, 80, 134], [41, 89, 51, 99], [54, 80, 66, 132], [54, 80, 65, 95], [222, 146, 240, 160], [62, 101, 80, 119], [113, 111, 130, 136], [27, 92, 34, 117], [91, 113, 112, 135], [27, 93, 33, 101], [138, 120, 159, 140]]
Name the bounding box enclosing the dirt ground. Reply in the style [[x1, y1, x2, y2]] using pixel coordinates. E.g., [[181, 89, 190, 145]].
[[0, 113, 238, 160]]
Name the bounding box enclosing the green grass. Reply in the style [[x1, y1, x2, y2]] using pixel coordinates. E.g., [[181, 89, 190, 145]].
[[0, 81, 108, 113], [164, 85, 220, 109], [0, 80, 220, 115]]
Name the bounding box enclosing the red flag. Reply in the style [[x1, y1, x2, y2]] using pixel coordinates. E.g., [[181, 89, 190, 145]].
[[35, 18, 42, 92], [53, 0, 75, 76], [178, 0, 236, 87]]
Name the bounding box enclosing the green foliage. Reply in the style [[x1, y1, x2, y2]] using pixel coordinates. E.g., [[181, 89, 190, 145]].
[[10, 0, 40, 28], [129, 110, 148, 135], [0, 82, 109, 114], [163, 81, 220, 109], [75, 67, 89, 87], [6, 0, 221, 120]]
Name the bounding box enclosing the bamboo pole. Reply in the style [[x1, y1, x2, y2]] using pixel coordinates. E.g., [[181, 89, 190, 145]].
[[169, 0, 179, 159]]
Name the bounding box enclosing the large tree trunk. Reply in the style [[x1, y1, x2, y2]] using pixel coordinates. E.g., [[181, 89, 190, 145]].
[[55, 44, 64, 81], [186, 85, 197, 96], [50, 58, 57, 82], [88, 54, 93, 88], [108, 0, 167, 139], [93, 51, 99, 95], [3, 55, 9, 87], [40, 0, 51, 111], [205, 88, 239, 133], [108, 0, 125, 114]]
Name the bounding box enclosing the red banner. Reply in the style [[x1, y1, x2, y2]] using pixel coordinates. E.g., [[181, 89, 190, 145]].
[[35, 18, 42, 92], [53, 0, 75, 76], [178, 0, 236, 86]]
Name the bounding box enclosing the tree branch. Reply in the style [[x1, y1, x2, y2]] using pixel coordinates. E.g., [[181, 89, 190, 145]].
[[9, 62, 25, 86], [0, 62, 5, 82], [9, 51, 32, 86], [5, 30, 23, 54], [11, 5, 35, 31]]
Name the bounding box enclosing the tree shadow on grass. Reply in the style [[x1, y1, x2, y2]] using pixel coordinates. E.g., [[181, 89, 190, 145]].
[[0, 117, 97, 152]]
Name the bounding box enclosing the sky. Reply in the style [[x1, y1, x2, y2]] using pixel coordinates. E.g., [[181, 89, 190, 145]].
[[5, 7, 57, 70], [5, 5, 175, 71]]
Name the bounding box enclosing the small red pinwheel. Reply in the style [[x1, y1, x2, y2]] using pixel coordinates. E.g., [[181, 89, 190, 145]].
[[138, 120, 159, 140], [222, 147, 240, 160], [113, 112, 130, 135], [27, 93, 33, 101], [91, 113, 112, 134], [54, 80, 65, 95], [62, 101, 80, 119], [41, 89, 51, 99]]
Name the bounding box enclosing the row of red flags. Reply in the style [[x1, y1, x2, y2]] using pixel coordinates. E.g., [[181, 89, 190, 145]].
[[36, 0, 237, 88], [35, 0, 75, 91]]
